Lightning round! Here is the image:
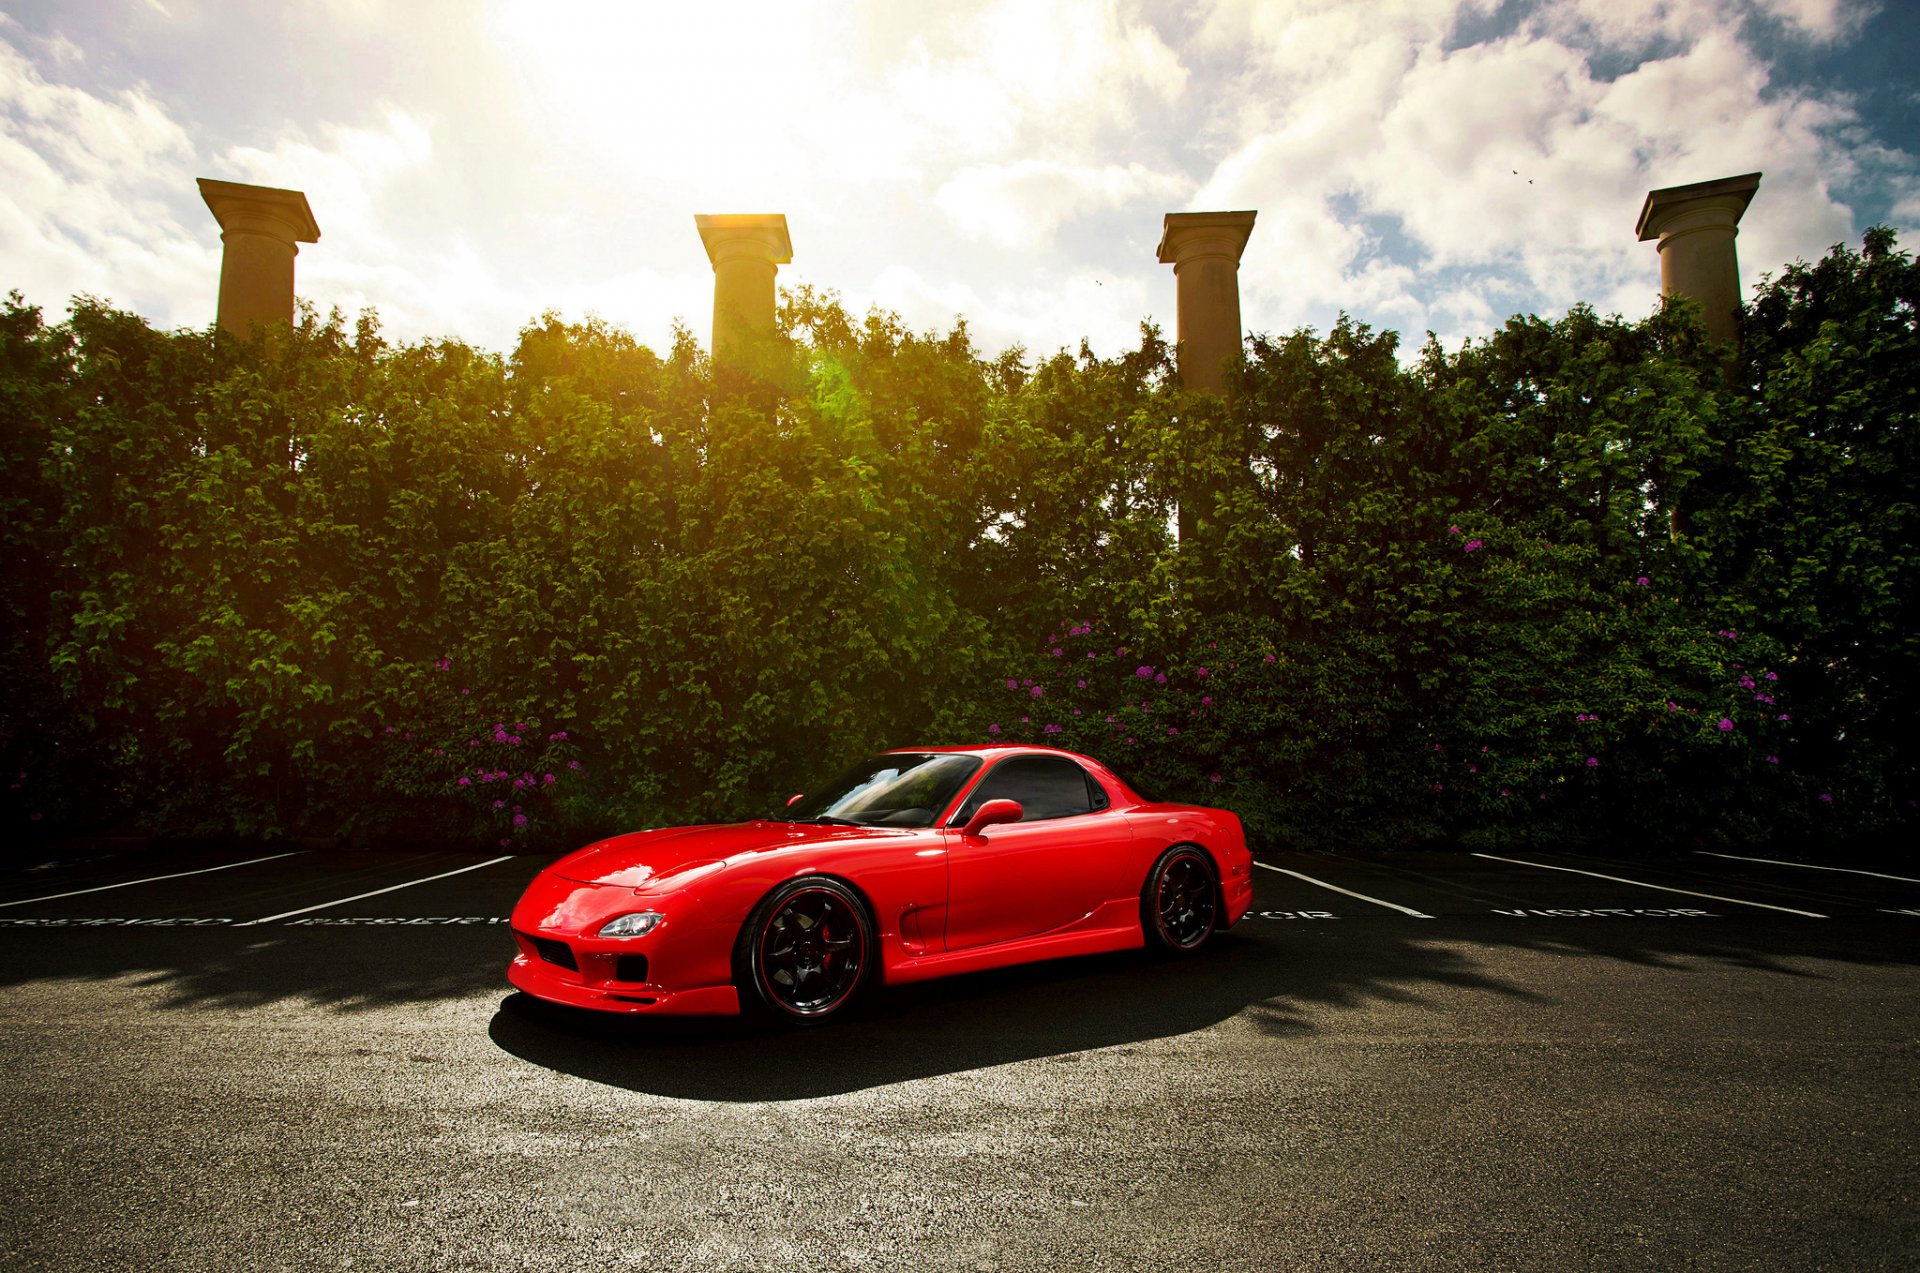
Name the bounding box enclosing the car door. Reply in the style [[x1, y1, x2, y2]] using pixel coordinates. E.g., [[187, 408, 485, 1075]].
[[942, 755, 1133, 951]]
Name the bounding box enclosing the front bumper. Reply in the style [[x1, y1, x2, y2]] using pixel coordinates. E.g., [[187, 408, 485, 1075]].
[[506, 949, 740, 1015], [507, 870, 742, 1016]]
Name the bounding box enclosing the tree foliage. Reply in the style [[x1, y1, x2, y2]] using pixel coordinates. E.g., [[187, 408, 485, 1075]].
[[1, 229, 1912, 855]]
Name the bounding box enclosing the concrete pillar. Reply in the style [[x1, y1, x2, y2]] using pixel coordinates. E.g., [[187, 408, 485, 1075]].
[[198, 177, 321, 336], [1636, 173, 1761, 344], [1156, 211, 1256, 393], [695, 213, 792, 361]]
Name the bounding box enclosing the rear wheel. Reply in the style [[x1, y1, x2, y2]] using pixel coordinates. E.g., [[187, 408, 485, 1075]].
[[1141, 846, 1218, 952], [738, 877, 872, 1024]]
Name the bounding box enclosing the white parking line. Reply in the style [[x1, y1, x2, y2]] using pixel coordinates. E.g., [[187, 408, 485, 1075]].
[[1471, 853, 1828, 918], [1256, 863, 1434, 918], [234, 857, 517, 926], [1695, 851, 1920, 885], [0, 852, 303, 909]]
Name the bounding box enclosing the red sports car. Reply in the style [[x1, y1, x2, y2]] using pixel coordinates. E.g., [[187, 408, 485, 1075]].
[[507, 745, 1253, 1023]]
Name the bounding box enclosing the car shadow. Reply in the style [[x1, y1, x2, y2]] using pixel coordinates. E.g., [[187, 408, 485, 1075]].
[[485, 916, 1920, 1101]]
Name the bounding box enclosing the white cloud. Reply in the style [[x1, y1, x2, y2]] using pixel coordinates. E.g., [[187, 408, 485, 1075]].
[[1190, 1, 1878, 347], [934, 160, 1185, 249], [0, 29, 206, 320], [0, 0, 1909, 363]]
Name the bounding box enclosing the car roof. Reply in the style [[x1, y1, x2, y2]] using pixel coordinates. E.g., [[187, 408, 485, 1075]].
[[883, 743, 1101, 763]]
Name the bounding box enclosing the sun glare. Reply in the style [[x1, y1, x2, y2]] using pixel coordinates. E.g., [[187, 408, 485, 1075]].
[[489, 0, 859, 206]]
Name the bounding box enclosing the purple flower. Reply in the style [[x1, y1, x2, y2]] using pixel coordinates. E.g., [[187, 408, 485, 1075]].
[[1006, 679, 1018, 690], [567, 759, 582, 771], [1020, 716, 1030, 724], [1136, 666, 1154, 679], [1585, 756, 1599, 768], [1029, 686, 1044, 699], [492, 799, 506, 810], [1765, 755, 1779, 765], [1051, 647, 1063, 657], [1717, 718, 1734, 732], [1209, 773, 1223, 784], [988, 724, 1000, 735], [1501, 789, 1512, 797], [1263, 654, 1276, 664], [512, 813, 528, 827], [499, 837, 512, 848], [1433, 782, 1444, 792], [548, 731, 569, 743], [457, 777, 471, 787], [460, 688, 471, 696], [1154, 673, 1167, 685], [1778, 713, 1791, 722], [508, 735, 522, 746], [1468, 764, 1478, 774], [1819, 793, 1833, 804], [433, 657, 452, 672], [1116, 647, 1127, 657], [383, 725, 397, 735], [1463, 539, 1484, 553], [1765, 671, 1778, 682], [543, 773, 557, 784], [1075, 679, 1086, 689], [1072, 708, 1082, 716], [1196, 667, 1209, 679], [1635, 576, 1650, 586], [1043, 723, 1062, 734], [1168, 727, 1180, 736], [1201, 696, 1212, 706], [1448, 524, 1462, 535], [493, 729, 509, 743]]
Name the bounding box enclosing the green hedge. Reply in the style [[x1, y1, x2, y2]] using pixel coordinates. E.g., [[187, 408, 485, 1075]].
[[2, 230, 1913, 856]]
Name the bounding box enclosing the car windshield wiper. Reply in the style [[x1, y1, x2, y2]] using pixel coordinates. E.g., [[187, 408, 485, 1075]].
[[799, 815, 862, 826]]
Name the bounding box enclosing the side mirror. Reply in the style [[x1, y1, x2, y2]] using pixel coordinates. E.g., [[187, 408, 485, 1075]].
[[960, 798, 1024, 838], [785, 793, 805, 807]]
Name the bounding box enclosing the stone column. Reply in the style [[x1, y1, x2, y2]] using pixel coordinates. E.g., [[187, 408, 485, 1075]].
[[198, 178, 321, 335], [695, 213, 792, 361], [1636, 173, 1761, 344], [1156, 211, 1257, 393]]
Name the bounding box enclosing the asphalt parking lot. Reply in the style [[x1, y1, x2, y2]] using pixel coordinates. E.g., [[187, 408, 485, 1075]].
[[1, 841, 1915, 1271]]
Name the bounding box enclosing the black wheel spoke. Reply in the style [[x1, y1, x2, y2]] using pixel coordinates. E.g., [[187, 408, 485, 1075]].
[[755, 885, 867, 1017], [1152, 853, 1216, 948]]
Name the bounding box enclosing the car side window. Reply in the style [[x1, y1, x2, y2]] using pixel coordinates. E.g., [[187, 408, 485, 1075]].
[[952, 756, 1097, 824]]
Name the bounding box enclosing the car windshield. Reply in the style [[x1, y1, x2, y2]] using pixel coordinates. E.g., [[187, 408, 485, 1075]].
[[783, 753, 983, 828]]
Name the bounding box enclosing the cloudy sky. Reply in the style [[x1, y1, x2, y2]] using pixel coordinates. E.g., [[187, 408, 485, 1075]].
[[2, 0, 1915, 360]]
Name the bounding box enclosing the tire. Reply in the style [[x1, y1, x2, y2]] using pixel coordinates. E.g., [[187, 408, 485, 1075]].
[[736, 877, 873, 1024], [1141, 845, 1219, 953]]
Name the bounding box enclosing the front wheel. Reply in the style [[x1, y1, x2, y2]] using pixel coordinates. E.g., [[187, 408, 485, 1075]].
[[737, 877, 873, 1024], [1141, 846, 1219, 953]]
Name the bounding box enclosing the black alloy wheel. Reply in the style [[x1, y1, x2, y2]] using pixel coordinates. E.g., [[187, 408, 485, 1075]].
[[1143, 846, 1218, 952], [742, 877, 872, 1023]]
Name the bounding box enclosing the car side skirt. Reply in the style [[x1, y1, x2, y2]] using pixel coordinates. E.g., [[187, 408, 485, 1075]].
[[881, 897, 1145, 985]]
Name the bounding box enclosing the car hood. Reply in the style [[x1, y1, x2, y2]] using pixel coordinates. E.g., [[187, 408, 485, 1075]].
[[549, 820, 923, 891]]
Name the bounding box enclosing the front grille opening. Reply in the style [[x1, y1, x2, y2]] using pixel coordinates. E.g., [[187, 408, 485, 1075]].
[[529, 934, 577, 972], [615, 954, 650, 983]]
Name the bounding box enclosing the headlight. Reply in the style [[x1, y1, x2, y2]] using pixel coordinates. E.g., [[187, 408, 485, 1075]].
[[598, 911, 664, 938]]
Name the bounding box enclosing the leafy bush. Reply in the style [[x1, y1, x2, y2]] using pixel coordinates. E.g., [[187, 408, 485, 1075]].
[[1, 229, 1912, 857]]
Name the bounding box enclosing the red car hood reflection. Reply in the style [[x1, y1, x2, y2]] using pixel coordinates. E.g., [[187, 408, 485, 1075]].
[[550, 820, 922, 890]]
